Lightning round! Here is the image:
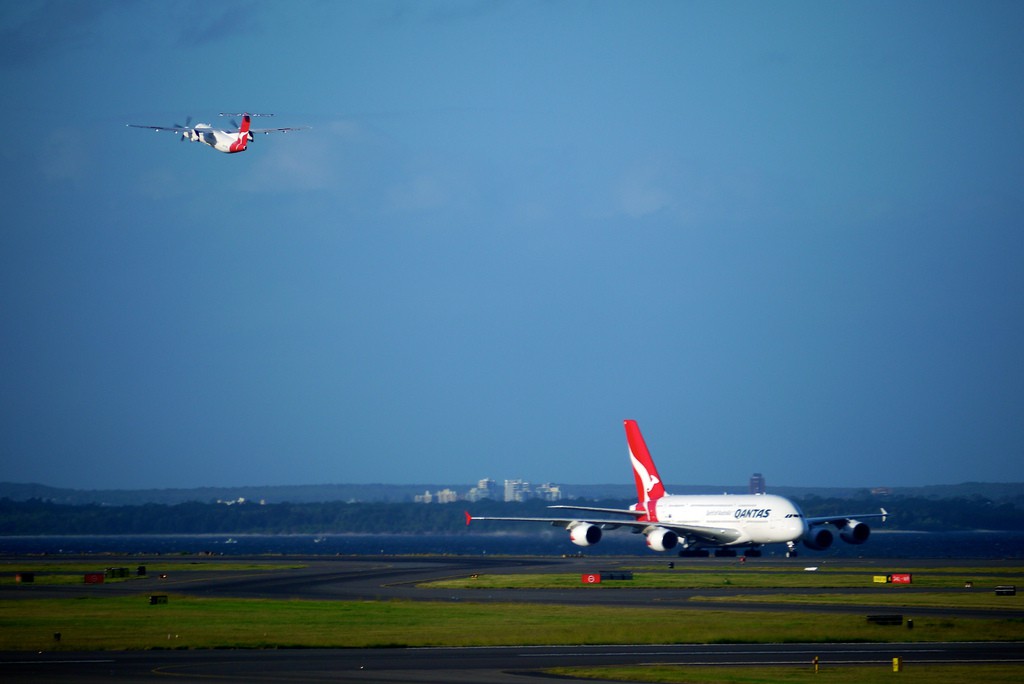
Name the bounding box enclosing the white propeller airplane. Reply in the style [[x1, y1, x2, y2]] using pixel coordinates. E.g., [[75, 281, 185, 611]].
[[127, 113, 306, 154], [467, 420, 888, 557]]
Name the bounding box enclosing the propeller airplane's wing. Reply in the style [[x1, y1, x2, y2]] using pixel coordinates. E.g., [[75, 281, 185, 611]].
[[217, 113, 308, 135], [126, 124, 193, 133], [249, 126, 309, 134]]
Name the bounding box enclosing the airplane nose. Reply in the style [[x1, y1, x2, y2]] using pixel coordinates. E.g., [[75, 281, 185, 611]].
[[790, 517, 806, 538]]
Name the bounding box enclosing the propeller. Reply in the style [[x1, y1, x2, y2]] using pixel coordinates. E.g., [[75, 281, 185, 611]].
[[174, 116, 193, 141]]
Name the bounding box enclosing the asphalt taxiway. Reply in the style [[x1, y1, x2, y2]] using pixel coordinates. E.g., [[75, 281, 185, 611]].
[[3, 642, 1024, 683]]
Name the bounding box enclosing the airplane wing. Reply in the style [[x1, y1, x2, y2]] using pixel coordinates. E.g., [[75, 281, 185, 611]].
[[545, 504, 740, 543], [806, 508, 888, 526], [248, 126, 309, 134], [126, 124, 192, 133], [465, 511, 743, 544], [662, 523, 742, 545], [465, 512, 637, 530]]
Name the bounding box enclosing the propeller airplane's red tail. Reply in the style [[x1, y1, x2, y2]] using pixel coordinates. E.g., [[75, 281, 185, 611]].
[[229, 114, 251, 153]]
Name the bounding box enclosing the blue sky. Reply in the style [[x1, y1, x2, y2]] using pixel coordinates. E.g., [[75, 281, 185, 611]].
[[1, 1, 1022, 490]]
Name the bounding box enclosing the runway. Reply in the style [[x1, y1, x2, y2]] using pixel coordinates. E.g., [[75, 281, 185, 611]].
[[2, 554, 1022, 682], [3, 642, 1023, 683]]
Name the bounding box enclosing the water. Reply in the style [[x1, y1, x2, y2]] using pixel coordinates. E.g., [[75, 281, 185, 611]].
[[1, 530, 1022, 559]]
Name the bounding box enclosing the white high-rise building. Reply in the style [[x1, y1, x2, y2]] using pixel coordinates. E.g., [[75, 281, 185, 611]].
[[535, 483, 562, 502], [466, 478, 496, 502], [435, 488, 458, 504], [504, 479, 531, 502]]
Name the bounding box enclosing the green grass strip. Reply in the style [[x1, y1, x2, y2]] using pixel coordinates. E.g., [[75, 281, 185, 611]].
[[1, 562, 304, 585], [690, 592, 1022, 611], [423, 569, 1023, 590], [547, 663, 1024, 684], [1, 596, 1022, 651]]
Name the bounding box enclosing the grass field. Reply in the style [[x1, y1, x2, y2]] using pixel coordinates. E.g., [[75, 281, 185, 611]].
[[423, 564, 1024, 590], [2, 560, 1022, 655], [547, 663, 1024, 683], [689, 591, 1020, 610], [0, 561, 304, 586], [422, 564, 1024, 612], [1, 595, 1022, 651]]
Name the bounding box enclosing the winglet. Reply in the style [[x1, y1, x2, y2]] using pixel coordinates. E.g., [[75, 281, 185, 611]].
[[880, 507, 888, 523], [464, 511, 473, 526]]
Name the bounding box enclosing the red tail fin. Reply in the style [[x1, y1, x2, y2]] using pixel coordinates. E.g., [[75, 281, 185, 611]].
[[229, 114, 251, 153], [625, 420, 666, 504]]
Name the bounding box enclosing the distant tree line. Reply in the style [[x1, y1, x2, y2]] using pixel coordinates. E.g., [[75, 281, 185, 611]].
[[796, 493, 1024, 532], [1, 495, 1023, 535]]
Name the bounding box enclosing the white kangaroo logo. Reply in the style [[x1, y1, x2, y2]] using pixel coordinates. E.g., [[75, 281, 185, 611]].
[[630, 450, 660, 502]]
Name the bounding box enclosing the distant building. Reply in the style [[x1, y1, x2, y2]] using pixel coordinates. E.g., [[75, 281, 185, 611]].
[[214, 497, 267, 506], [535, 483, 563, 502], [749, 473, 766, 495], [871, 487, 892, 496], [414, 488, 459, 504], [435, 488, 458, 504], [466, 478, 496, 502], [504, 479, 531, 502]]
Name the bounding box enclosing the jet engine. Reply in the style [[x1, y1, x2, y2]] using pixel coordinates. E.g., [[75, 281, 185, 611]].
[[839, 519, 871, 544], [802, 524, 836, 550], [568, 522, 602, 547], [644, 527, 679, 552]]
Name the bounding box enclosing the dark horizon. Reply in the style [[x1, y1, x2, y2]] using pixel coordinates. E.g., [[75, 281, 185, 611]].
[[3, 479, 1021, 506]]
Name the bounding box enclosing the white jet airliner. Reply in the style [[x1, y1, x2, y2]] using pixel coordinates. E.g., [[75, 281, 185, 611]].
[[466, 420, 887, 557]]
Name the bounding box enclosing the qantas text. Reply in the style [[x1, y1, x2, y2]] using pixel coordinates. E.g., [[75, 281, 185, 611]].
[[734, 508, 772, 519]]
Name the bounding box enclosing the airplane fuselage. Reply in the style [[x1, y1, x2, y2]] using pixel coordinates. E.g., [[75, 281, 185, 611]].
[[640, 494, 806, 546], [186, 125, 250, 153]]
